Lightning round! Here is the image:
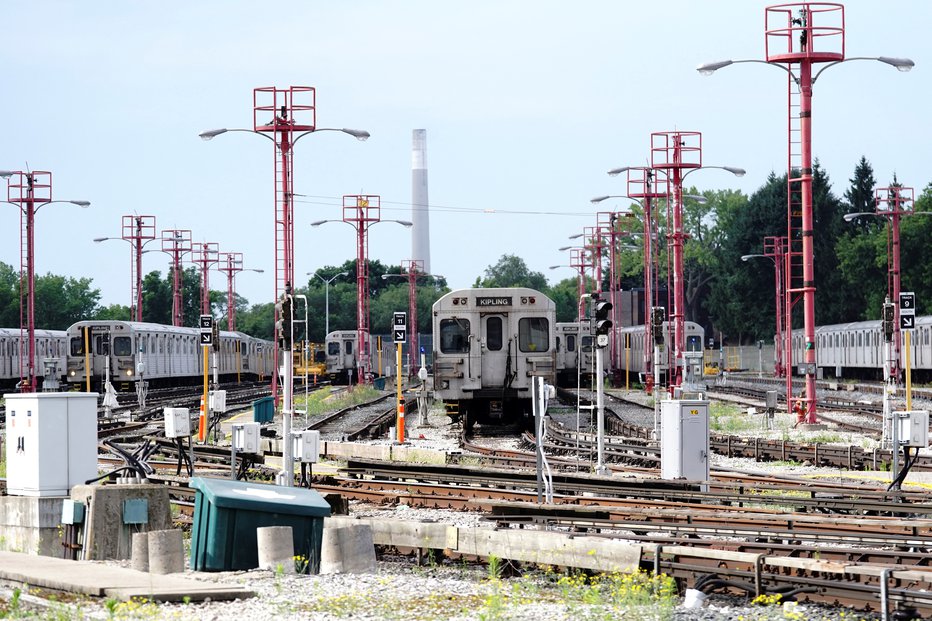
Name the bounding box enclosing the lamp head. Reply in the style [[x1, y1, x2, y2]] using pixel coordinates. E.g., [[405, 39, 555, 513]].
[[71, 200, 91, 208], [342, 128, 370, 141], [396, 220, 414, 228], [93, 237, 109, 243], [607, 167, 629, 177], [199, 128, 228, 141], [878, 57, 915, 72], [0, 170, 14, 180], [310, 220, 327, 227], [697, 60, 734, 75], [723, 166, 746, 177], [591, 195, 610, 204]]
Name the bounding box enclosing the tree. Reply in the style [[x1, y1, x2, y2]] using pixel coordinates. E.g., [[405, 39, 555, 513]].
[[141, 270, 172, 324], [34, 273, 101, 329], [547, 277, 582, 323], [476, 254, 548, 290]]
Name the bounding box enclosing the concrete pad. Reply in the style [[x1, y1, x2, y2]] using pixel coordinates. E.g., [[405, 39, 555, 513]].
[[0, 550, 253, 602]]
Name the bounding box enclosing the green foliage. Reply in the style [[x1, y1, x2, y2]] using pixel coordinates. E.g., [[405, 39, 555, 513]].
[[476, 254, 548, 291]]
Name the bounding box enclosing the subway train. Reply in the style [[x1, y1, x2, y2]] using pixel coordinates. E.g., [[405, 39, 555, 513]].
[[789, 315, 932, 382], [323, 329, 431, 384], [0, 328, 68, 390], [554, 321, 597, 388], [432, 287, 556, 428], [613, 321, 705, 385], [65, 320, 274, 391]]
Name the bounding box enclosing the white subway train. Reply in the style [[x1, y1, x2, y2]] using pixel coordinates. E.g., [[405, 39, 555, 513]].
[[432, 287, 556, 428], [0, 328, 68, 390], [613, 321, 705, 385], [790, 315, 932, 382], [65, 320, 274, 390], [554, 321, 597, 387]]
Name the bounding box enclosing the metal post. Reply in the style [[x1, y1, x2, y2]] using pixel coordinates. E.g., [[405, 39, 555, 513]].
[[595, 345, 607, 474], [396, 344, 405, 443], [162, 230, 192, 328], [219, 252, 244, 331]]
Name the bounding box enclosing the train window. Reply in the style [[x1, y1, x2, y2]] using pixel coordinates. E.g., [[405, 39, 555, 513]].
[[328, 342, 340, 356], [344, 340, 354, 355], [519, 318, 549, 353], [95, 335, 110, 356], [486, 317, 503, 351], [566, 335, 576, 352], [113, 337, 132, 357], [686, 336, 702, 352], [70, 338, 85, 356], [439, 319, 470, 353]]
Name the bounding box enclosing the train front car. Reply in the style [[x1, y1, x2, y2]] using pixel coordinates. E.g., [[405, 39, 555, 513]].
[[324, 330, 359, 384], [66, 321, 142, 391], [432, 287, 556, 430]]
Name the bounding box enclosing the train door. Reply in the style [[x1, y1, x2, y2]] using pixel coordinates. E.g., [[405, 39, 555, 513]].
[[480, 314, 507, 388], [342, 337, 355, 377], [91, 328, 111, 381]]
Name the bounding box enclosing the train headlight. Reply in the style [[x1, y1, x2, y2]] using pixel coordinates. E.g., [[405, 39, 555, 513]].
[[126, 369, 134, 377], [69, 370, 75, 377]]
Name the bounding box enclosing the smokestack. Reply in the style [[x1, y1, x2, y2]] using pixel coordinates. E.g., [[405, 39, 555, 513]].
[[411, 129, 430, 273]]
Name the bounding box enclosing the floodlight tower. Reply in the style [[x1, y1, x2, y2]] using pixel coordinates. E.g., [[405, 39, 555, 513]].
[[218, 252, 244, 331], [402, 259, 424, 374], [192, 242, 219, 315], [345, 195, 381, 383], [651, 131, 702, 389], [742, 236, 788, 378], [122, 215, 157, 321], [569, 248, 592, 320], [161, 229, 193, 327]]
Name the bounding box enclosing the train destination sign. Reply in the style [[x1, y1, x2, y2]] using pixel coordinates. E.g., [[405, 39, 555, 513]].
[[476, 297, 512, 307]]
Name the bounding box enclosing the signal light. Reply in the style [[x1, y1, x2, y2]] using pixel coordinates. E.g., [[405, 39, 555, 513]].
[[276, 293, 293, 349], [882, 302, 895, 341], [592, 299, 613, 347], [651, 306, 665, 345]]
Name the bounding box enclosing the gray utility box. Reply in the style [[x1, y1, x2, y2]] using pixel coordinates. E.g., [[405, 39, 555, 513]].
[[4, 393, 99, 496], [660, 399, 710, 487]]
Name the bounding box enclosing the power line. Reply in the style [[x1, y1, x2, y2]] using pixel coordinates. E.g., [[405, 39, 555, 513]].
[[293, 195, 596, 217]]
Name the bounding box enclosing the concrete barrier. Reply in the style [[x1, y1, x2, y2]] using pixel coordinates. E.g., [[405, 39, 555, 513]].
[[256, 526, 294, 573], [148, 530, 184, 575], [320, 523, 376, 574], [130, 532, 148, 572]]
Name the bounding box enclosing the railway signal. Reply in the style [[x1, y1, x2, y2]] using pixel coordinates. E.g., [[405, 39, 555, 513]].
[[592, 298, 612, 348]]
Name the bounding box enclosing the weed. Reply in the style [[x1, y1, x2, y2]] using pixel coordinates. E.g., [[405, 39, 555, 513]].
[[486, 555, 503, 581], [293, 554, 309, 574]]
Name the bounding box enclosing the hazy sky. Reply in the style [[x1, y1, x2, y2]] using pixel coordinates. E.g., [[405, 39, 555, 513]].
[[2, 1, 928, 315]]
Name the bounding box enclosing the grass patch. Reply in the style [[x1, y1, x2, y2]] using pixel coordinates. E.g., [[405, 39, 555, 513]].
[[294, 385, 381, 418], [709, 401, 760, 434]]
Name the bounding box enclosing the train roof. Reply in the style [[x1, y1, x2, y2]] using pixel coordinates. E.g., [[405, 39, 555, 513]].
[[433, 287, 555, 310], [0, 327, 67, 338], [66, 320, 269, 342]]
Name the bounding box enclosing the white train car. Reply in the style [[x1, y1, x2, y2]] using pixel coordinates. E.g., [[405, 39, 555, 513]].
[[432, 287, 556, 428], [0, 327, 68, 389], [65, 320, 273, 390], [554, 321, 596, 387], [614, 321, 705, 384], [791, 315, 932, 381], [324, 329, 362, 384]]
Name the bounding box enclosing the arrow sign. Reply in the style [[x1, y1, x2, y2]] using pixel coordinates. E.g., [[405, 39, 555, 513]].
[[200, 332, 214, 346], [901, 315, 915, 330], [393, 329, 406, 344]]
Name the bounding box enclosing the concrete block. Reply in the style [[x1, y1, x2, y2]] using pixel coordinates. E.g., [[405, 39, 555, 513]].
[[131, 532, 148, 572], [320, 523, 376, 574], [148, 530, 184, 575], [0, 496, 67, 556], [257, 526, 294, 573], [70, 484, 172, 560]]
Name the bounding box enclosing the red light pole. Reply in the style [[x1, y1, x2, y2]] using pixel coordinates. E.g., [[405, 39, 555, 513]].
[[313, 196, 412, 384], [549, 247, 592, 321], [123, 215, 156, 321], [192, 242, 219, 315], [1, 170, 89, 392], [161, 229, 193, 327], [699, 3, 914, 423], [742, 236, 788, 378], [383, 259, 428, 376], [218, 252, 244, 331]]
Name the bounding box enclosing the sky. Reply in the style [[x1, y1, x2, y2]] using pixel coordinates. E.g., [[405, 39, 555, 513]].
[[2, 0, 930, 314]]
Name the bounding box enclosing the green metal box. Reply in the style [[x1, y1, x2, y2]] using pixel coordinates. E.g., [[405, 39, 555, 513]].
[[252, 397, 275, 423], [189, 476, 331, 573]]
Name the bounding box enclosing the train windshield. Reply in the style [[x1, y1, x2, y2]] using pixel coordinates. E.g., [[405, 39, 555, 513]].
[[113, 337, 132, 357], [70, 337, 85, 356], [686, 335, 702, 352], [439, 319, 470, 353], [519, 318, 549, 352], [328, 342, 340, 356]]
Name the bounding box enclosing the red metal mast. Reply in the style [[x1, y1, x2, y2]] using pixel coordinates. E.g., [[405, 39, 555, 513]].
[[253, 86, 316, 400], [651, 131, 702, 389], [344, 195, 381, 383], [218, 252, 244, 331], [192, 242, 219, 315], [767, 3, 845, 424], [625, 167, 669, 392], [569, 248, 591, 320], [161, 229, 192, 327], [402, 259, 424, 375], [875, 185, 914, 381], [121, 215, 156, 322], [763, 236, 788, 377]]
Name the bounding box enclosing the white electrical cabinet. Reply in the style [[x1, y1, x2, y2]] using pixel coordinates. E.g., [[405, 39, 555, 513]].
[[209, 390, 227, 413], [164, 407, 191, 438], [293, 430, 321, 463], [4, 393, 99, 497], [232, 422, 261, 454], [660, 399, 710, 487], [897, 410, 930, 448]]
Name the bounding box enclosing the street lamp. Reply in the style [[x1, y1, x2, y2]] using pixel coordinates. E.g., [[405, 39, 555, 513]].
[[94, 215, 157, 321], [1, 170, 89, 392], [218, 252, 263, 331], [382, 260, 441, 375], [312, 195, 412, 383], [200, 87, 369, 458], [191, 242, 220, 316], [553, 247, 593, 320], [698, 4, 913, 424], [741, 236, 787, 378], [309, 270, 348, 336]]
